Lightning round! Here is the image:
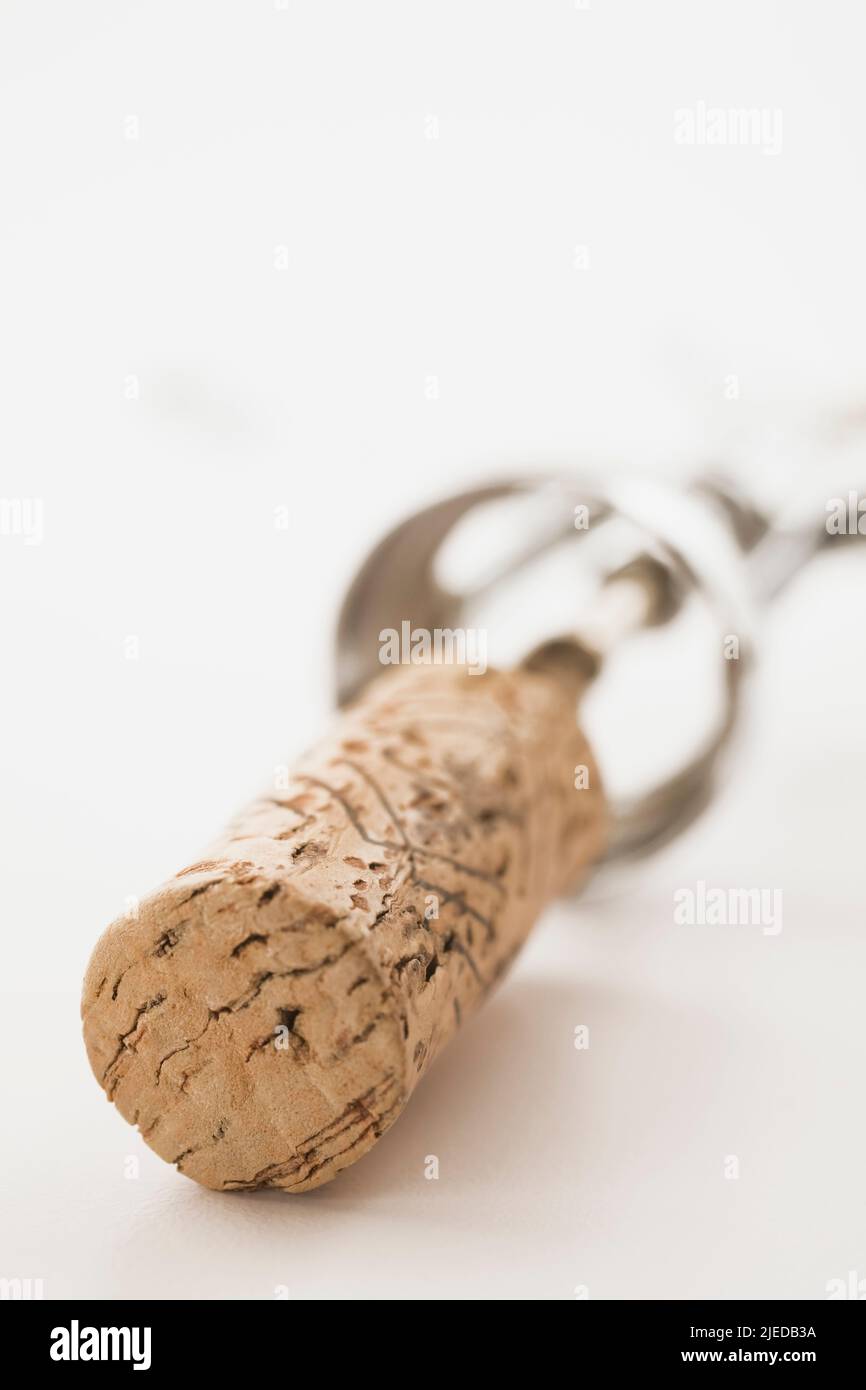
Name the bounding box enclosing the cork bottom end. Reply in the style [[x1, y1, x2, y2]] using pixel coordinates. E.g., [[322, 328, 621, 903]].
[[82, 874, 407, 1193]]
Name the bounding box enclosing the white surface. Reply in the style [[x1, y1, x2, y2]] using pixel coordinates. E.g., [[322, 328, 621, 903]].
[[2, 1, 865, 1300]]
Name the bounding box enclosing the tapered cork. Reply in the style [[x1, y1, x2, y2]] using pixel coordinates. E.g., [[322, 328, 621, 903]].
[[82, 664, 606, 1192]]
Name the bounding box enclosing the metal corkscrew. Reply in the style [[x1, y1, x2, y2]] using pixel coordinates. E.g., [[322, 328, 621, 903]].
[[81, 458, 865, 1193], [337, 467, 865, 864]]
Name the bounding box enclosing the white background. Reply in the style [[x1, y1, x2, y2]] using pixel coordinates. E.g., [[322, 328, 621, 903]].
[[1, 0, 865, 1300]]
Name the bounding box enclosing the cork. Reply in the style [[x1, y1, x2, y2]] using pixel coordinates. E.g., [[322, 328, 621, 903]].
[[82, 664, 607, 1192]]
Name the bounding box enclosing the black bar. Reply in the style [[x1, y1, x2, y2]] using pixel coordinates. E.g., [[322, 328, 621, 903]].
[[5, 1298, 862, 1372]]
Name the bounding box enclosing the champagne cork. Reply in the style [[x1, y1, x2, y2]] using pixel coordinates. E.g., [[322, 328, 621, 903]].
[[82, 664, 607, 1192]]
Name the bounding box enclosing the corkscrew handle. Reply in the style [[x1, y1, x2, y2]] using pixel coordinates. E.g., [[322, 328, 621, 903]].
[[337, 468, 866, 864]]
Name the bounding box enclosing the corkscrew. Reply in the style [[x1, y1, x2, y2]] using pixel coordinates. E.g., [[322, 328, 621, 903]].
[[337, 468, 860, 863], [81, 461, 864, 1193]]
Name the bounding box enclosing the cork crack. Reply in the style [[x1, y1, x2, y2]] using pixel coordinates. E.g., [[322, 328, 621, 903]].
[[103, 993, 167, 1088], [299, 775, 402, 852], [302, 768, 506, 906], [230, 932, 268, 958], [220, 1077, 399, 1190]]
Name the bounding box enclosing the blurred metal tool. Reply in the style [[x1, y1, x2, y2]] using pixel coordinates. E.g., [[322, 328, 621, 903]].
[[336, 472, 864, 864]]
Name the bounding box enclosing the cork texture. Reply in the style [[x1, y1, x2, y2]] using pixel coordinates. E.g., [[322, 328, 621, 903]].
[[82, 664, 607, 1192]]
